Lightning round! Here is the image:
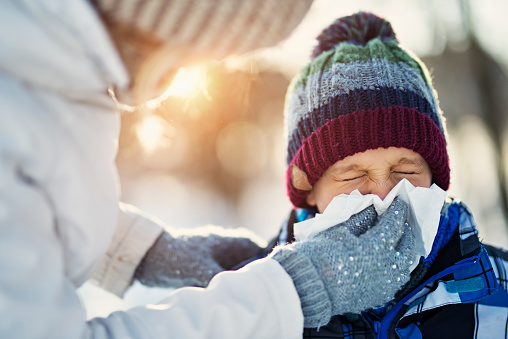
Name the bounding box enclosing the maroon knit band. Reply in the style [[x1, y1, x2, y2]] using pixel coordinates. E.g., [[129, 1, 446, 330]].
[[287, 106, 450, 209]]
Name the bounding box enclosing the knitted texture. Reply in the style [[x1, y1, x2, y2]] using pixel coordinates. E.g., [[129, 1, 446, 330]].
[[285, 12, 449, 208], [339, 204, 378, 236], [91, 0, 312, 59], [271, 198, 415, 328], [134, 225, 265, 288]]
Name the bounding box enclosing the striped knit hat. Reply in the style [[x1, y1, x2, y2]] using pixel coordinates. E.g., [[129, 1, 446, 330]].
[[285, 12, 450, 208], [91, 0, 313, 59]]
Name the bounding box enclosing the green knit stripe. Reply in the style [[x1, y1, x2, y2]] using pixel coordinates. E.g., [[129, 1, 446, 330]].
[[290, 39, 429, 93]]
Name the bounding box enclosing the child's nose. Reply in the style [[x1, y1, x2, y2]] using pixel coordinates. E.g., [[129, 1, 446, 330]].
[[366, 181, 396, 200]]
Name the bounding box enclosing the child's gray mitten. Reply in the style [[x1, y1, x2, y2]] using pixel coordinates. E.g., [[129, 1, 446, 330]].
[[134, 226, 265, 288], [270, 198, 415, 328]]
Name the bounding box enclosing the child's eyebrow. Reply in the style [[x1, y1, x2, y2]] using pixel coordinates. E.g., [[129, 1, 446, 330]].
[[397, 157, 425, 166], [329, 156, 425, 174], [332, 164, 361, 173]]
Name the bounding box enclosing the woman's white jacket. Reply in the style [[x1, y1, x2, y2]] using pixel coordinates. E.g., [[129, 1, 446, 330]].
[[0, 1, 303, 338]]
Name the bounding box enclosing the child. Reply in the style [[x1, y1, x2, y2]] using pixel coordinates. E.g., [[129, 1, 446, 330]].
[[262, 12, 508, 337]]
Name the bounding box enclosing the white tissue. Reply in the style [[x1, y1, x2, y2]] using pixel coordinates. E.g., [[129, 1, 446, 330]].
[[294, 179, 447, 271]]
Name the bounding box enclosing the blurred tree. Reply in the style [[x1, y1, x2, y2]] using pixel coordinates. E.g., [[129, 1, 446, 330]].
[[420, 0, 508, 234], [467, 37, 508, 217]]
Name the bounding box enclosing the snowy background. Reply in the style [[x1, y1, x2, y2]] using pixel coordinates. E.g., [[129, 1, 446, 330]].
[[79, 0, 508, 319]]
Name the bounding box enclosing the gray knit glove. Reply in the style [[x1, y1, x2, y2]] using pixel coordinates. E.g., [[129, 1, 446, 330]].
[[270, 198, 415, 328], [134, 226, 265, 288]]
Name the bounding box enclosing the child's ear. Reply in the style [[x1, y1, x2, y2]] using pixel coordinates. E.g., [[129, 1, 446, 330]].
[[291, 165, 317, 207], [291, 165, 312, 191], [306, 190, 316, 207]]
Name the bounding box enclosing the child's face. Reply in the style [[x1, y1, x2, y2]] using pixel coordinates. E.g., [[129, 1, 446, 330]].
[[306, 147, 432, 213]]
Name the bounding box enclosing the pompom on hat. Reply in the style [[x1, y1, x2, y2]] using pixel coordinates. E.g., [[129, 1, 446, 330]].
[[285, 12, 450, 209]]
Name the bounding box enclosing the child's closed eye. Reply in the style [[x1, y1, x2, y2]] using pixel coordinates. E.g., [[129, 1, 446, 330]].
[[335, 173, 366, 182]]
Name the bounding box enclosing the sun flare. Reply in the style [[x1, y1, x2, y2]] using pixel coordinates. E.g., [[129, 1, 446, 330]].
[[146, 66, 210, 109], [136, 115, 172, 153], [167, 67, 207, 98]]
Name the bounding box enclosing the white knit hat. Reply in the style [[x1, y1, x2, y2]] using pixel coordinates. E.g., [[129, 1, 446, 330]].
[[91, 0, 313, 59]]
